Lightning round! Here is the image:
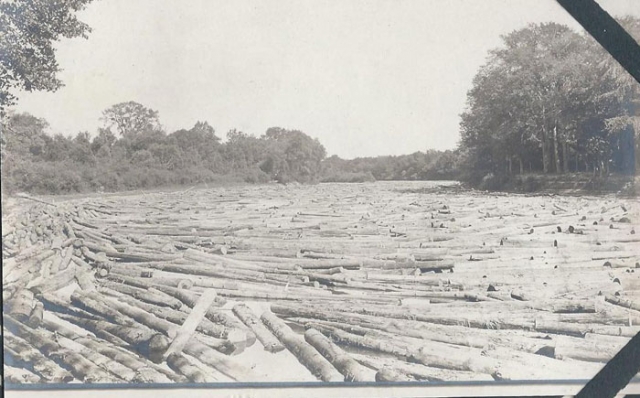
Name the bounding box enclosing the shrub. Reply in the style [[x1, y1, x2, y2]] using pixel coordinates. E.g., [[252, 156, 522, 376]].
[[478, 172, 510, 191]]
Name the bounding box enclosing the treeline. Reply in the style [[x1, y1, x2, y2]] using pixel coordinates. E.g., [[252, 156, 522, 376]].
[[1, 102, 327, 194], [321, 150, 461, 183], [4, 18, 639, 195], [458, 18, 640, 189], [1, 103, 458, 194]]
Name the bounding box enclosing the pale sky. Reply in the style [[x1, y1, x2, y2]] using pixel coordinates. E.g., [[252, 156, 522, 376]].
[[12, 0, 640, 159]]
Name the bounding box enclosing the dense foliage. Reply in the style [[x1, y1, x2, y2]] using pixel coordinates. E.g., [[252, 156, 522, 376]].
[[1, 102, 460, 194], [321, 150, 461, 183], [458, 19, 640, 187], [1, 103, 338, 193], [0, 0, 95, 110]]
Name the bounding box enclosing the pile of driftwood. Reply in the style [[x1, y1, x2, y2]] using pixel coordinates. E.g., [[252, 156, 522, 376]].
[[2, 182, 639, 384]]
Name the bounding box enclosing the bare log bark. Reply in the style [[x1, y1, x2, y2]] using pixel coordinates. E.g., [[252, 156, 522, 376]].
[[40, 317, 180, 383], [304, 328, 371, 382], [4, 365, 42, 383], [232, 303, 284, 353], [6, 289, 34, 321], [260, 311, 343, 381], [351, 352, 493, 382], [100, 281, 183, 310], [71, 290, 135, 326], [4, 315, 115, 382], [4, 329, 74, 383], [166, 353, 208, 383], [605, 296, 640, 312], [55, 315, 169, 363], [26, 301, 44, 327], [182, 338, 261, 382]]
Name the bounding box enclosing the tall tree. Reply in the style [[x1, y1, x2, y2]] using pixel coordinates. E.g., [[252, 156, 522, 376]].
[[101, 101, 162, 139], [458, 20, 637, 183], [262, 127, 327, 183], [0, 0, 94, 110]]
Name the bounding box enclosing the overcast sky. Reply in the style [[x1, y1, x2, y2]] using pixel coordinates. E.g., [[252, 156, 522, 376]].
[[12, 0, 640, 159]]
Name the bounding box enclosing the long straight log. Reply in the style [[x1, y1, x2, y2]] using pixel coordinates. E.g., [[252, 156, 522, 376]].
[[381, 321, 554, 355], [166, 353, 208, 383], [151, 285, 254, 343], [4, 315, 115, 382], [163, 289, 219, 359], [100, 281, 183, 309], [37, 292, 102, 321], [350, 352, 493, 382], [103, 291, 231, 341], [553, 335, 625, 363], [29, 262, 77, 294], [185, 248, 264, 271], [534, 320, 589, 337], [304, 328, 371, 381], [307, 321, 412, 359], [272, 303, 534, 333], [232, 303, 284, 353], [182, 338, 261, 382], [4, 366, 41, 384], [3, 329, 74, 383], [56, 314, 169, 363], [40, 318, 180, 383], [71, 290, 135, 326], [82, 240, 181, 262], [152, 284, 227, 308], [260, 311, 343, 381], [52, 333, 135, 381], [605, 296, 640, 312], [89, 290, 179, 338]]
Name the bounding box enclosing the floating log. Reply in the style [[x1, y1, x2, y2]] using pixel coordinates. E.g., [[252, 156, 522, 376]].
[[232, 303, 284, 353], [375, 367, 413, 382], [103, 291, 231, 341], [28, 262, 77, 294], [153, 283, 226, 308], [100, 281, 183, 310], [163, 289, 218, 359], [6, 289, 34, 321], [534, 320, 589, 337], [57, 315, 169, 363], [71, 290, 135, 326], [272, 303, 534, 332], [351, 352, 494, 382], [4, 365, 42, 383], [90, 290, 180, 338], [182, 338, 261, 382], [52, 332, 137, 381], [40, 317, 180, 383], [261, 311, 343, 381], [304, 328, 370, 382], [553, 335, 624, 363], [4, 330, 75, 383], [75, 268, 97, 291], [4, 315, 115, 382], [26, 301, 44, 328], [37, 292, 102, 321], [604, 296, 640, 312], [166, 353, 208, 383], [307, 322, 408, 358]]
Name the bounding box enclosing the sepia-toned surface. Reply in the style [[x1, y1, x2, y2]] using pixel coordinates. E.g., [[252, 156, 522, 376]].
[[2, 181, 639, 384]]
